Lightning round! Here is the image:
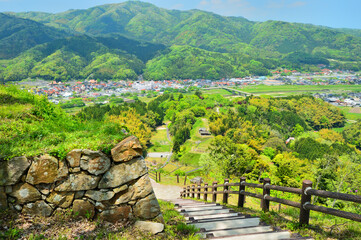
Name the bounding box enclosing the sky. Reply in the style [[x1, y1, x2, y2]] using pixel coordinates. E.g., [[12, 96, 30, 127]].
[[1, 0, 361, 29]]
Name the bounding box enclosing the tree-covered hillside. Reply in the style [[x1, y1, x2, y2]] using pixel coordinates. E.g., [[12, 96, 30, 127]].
[[1, 1, 361, 81], [0, 35, 150, 81], [144, 45, 271, 80], [0, 13, 69, 59], [11, 1, 361, 62]]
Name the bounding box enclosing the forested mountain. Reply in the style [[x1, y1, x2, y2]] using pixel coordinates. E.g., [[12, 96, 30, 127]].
[[0, 13, 69, 59], [144, 45, 271, 80], [0, 35, 145, 81], [11, 1, 361, 61], [337, 28, 361, 38], [1, 1, 361, 81]]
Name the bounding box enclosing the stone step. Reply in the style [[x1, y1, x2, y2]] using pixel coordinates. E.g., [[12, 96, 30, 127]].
[[193, 217, 260, 231], [182, 209, 232, 216], [178, 206, 225, 212], [177, 203, 218, 207], [198, 225, 273, 238], [211, 231, 291, 240], [189, 215, 246, 224], [179, 203, 219, 208], [185, 212, 240, 221]]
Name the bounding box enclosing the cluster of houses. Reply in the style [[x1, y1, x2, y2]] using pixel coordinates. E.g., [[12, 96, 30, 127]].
[[315, 93, 361, 107], [21, 69, 361, 106], [29, 79, 239, 102]]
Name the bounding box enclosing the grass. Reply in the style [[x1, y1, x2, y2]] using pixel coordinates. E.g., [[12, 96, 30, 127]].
[[138, 96, 157, 103], [179, 152, 202, 167], [0, 201, 200, 240], [201, 88, 232, 96], [233, 84, 361, 95], [0, 85, 126, 159], [158, 200, 200, 239], [338, 106, 361, 121], [177, 118, 213, 167], [148, 128, 171, 152], [236, 85, 361, 93]]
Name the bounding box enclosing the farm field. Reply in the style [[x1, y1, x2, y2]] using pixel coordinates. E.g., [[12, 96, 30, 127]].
[[178, 118, 213, 166], [339, 106, 361, 121], [201, 88, 232, 96], [233, 84, 361, 95], [138, 96, 157, 103], [147, 126, 171, 152]]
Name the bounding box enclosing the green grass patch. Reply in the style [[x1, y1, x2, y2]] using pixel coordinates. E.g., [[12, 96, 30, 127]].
[[138, 96, 157, 103], [158, 200, 200, 239], [148, 128, 171, 152], [235, 84, 361, 94], [201, 88, 232, 96], [338, 106, 361, 121], [0, 85, 126, 159], [179, 152, 202, 166], [163, 164, 179, 173]]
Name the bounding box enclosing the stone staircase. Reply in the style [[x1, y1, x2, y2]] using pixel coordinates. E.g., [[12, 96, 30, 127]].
[[172, 199, 312, 240]]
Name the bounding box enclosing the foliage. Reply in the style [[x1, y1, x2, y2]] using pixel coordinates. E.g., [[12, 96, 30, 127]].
[[208, 135, 259, 178], [343, 120, 361, 149], [1, 35, 145, 81], [143, 45, 269, 80], [107, 109, 152, 147], [0, 13, 68, 59], [6, 1, 361, 77], [2, 2, 361, 82], [0, 85, 126, 159]]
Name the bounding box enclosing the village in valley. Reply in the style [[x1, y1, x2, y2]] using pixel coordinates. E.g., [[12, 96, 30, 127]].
[[12, 67, 361, 109]]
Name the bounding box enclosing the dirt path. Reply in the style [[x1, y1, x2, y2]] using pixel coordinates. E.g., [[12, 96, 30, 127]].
[[151, 179, 183, 201]]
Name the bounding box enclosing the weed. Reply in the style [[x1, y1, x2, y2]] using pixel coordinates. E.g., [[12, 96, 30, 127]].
[[0, 227, 22, 239]]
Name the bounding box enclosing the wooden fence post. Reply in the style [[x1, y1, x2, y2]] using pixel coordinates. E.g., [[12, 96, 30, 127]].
[[223, 179, 229, 204], [197, 184, 201, 199], [182, 187, 186, 198], [300, 180, 313, 225], [212, 181, 218, 203], [187, 186, 190, 197], [156, 172, 158, 182], [204, 183, 208, 201], [177, 174, 179, 184], [262, 178, 271, 212], [159, 172, 161, 182], [238, 177, 246, 208], [184, 175, 187, 185], [191, 185, 195, 198]]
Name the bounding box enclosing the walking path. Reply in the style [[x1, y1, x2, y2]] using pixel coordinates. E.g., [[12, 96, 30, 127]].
[[151, 180, 312, 239], [151, 178, 183, 201], [172, 199, 310, 239]]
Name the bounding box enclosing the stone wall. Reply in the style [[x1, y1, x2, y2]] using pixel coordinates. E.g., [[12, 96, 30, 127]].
[[0, 136, 162, 223]]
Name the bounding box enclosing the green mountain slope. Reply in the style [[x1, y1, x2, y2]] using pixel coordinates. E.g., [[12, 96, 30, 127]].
[[1, 0, 360, 81], [11, 1, 361, 62], [144, 45, 271, 80], [0, 13, 69, 59], [251, 21, 361, 61], [0, 35, 145, 81], [95, 34, 166, 62]]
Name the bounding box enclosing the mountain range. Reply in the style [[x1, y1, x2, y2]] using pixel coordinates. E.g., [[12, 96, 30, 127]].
[[1, 1, 361, 81]]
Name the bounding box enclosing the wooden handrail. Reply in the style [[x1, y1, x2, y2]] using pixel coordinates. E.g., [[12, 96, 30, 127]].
[[180, 177, 361, 225]]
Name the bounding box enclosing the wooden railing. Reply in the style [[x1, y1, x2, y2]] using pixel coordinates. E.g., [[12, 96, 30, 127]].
[[180, 177, 361, 225], [149, 170, 191, 185], [149, 170, 160, 182]]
